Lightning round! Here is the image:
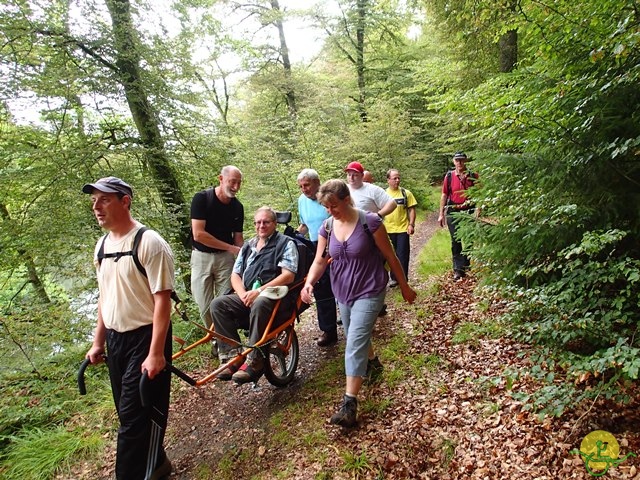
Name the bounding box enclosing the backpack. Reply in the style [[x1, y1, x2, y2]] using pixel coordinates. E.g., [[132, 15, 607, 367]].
[[393, 187, 410, 221], [283, 225, 315, 285], [97, 227, 182, 306]]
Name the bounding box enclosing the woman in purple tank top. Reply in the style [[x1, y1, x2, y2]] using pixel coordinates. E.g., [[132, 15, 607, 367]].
[[301, 179, 417, 428]]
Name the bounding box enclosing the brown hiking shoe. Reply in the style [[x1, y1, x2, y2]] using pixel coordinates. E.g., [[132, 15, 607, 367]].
[[317, 330, 338, 347], [217, 357, 243, 381], [232, 355, 265, 384], [149, 456, 172, 480]]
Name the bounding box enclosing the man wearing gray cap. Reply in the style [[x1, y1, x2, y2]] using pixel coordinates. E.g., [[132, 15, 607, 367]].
[[82, 176, 174, 480]]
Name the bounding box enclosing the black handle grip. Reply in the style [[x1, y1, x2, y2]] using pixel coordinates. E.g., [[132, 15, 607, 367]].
[[139, 364, 195, 406], [140, 370, 151, 408], [78, 358, 91, 395]]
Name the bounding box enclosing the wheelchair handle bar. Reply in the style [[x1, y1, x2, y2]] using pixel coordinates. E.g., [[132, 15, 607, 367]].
[[79, 358, 196, 404]]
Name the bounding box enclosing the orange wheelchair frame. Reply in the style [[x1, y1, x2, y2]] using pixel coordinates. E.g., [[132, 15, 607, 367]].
[[170, 279, 306, 388], [170, 211, 311, 388]]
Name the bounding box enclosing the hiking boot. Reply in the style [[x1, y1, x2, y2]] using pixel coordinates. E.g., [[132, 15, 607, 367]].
[[149, 456, 172, 480], [232, 355, 264, 384], [388, 279, 398, 288], [453, 270, 465, 281], [330, 394, 358, 428], [365, 356, 384, 384], [217, 356, 243, 381], [317, 330, 338, 347]]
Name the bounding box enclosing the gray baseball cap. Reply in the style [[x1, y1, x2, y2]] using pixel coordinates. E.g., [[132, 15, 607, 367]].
[[82, 176, 133, 198]]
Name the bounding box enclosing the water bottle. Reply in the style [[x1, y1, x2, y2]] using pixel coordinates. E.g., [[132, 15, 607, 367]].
[[252, 279, 261, 290]]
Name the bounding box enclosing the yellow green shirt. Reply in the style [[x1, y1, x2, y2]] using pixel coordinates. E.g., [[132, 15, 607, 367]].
[[384, 187, 417, 233]]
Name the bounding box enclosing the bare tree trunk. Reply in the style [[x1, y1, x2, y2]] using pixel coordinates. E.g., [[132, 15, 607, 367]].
[[499, 29, 517, 72], [356, 0, 368, 122], [499, 0, 518, 73], [270, 0, 297, 119], [104, 0, 190, 249]]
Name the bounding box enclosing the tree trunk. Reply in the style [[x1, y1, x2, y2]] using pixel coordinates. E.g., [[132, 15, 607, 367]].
[[0, 202, 50, 304], [499, 29, 517, 72], [356, 0, 368, 122], [104, 0, 190, 249], [270, 0, 297, 120]]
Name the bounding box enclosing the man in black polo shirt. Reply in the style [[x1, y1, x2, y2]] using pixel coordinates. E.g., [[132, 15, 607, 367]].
[[191, 165, 244, 330]]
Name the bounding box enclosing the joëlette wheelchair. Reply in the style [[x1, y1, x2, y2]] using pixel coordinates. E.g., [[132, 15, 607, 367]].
[[78, 211, 311, 397], [170, 210, 311, 388]]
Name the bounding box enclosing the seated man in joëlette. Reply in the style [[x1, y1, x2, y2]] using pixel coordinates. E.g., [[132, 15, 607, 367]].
[[210, 206, 299, 384]]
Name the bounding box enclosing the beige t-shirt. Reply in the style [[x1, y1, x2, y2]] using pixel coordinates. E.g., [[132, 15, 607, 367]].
[[94, 224, 175, 333]]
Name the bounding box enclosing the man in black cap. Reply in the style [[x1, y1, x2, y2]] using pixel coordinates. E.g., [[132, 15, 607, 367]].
[[437, 152, 479, 281], [82, 176, 174, 480]]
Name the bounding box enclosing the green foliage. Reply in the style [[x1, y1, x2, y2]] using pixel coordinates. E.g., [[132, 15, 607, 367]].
[[432, 0, 640, 414], [438, 436, 457, 468], [1, 426, 103, 480], [340, 450, 373, 477], [508, 229, 640, 355]]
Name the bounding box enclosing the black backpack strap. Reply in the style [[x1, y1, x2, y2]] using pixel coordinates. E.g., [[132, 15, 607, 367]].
[[96, 227, 148, 272], [131, 227, 149, 277], [130, 227, 181, 303], [96, 234, 108, 267], [96, 227, 181, 305], [323, 217, 334, 258]]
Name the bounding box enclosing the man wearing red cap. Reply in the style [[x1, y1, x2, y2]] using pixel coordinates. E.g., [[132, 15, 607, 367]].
[[344, 161, 397, 219], [344, 161, 397, 331]]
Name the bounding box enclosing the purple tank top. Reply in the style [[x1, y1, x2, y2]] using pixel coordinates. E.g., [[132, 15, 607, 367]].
[[320, 211, 388, 304]]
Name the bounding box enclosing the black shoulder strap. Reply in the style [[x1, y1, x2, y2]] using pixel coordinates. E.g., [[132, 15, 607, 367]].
[[97, 234, 108, 266], [205, 187, 215, 208], [400, 187, 407, 205], [446, 170, 453, 201], [131, 227, 149, 277], [97, 227, 181, 304], [323, 217, 334, 257], [97, 227, 148, 277]]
